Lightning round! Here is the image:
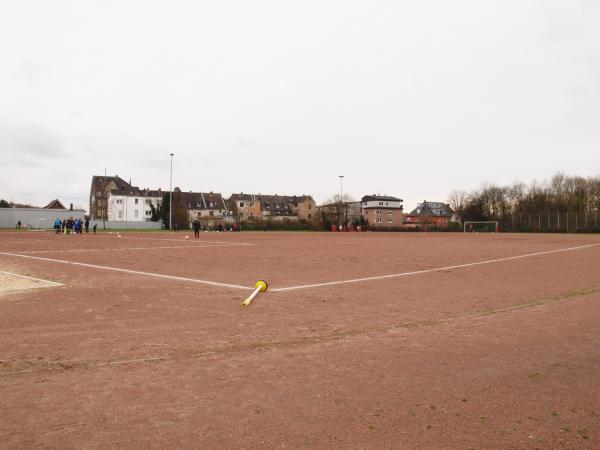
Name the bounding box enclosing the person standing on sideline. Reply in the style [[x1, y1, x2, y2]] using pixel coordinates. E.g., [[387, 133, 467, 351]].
[[17, 220, 21, 229], [54, 218, 62, 234], [193, 219, 201, 238], [84, 218, 90, 234], [93, 223, 97, 234]]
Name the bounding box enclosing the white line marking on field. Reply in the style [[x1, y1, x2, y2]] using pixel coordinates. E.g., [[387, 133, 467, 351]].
[[92, 235, 252, 245], [0, 270, 64, 287], [17, 243, 249, 254], [0, 252, 253, 291], [272, 242, 600, 292], [0, 238, 54, 243]]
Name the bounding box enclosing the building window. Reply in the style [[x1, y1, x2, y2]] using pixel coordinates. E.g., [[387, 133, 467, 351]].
[[308, 213, 312, 219], [377, 218, 382, 223], [239, 202, 245, 207], [387, 211, 393, 223], [376, 210, 381, 215], [249, 202, 254, 207], [134, 199, 139, 204], [118, 211, 123, 219], [116, 199, 122, 204], [379, 202, 384, 206], [145, 210, 151, 216], [308, 203, 312, 209], [209, 211, 214, 217], [98, 200, 103, 207], [134, 210, 139, 218]]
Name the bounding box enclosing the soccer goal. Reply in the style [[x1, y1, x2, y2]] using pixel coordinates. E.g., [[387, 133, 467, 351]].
[[26, 218, 53, 232], [463, 221, 499, 233]]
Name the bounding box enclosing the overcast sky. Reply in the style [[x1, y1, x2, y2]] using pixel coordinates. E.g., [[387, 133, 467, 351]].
[[1, 0, 599, 211]]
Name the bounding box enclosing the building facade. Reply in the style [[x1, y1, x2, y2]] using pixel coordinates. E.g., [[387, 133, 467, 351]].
[[405, 201, 459, 229], [227, 193, 317, 223], [361, 195, 404, 230], [228, 193, 262, 221], [182, 191, 230, 228], [107, 190, 162, 222], [90, 175, 162, 222]]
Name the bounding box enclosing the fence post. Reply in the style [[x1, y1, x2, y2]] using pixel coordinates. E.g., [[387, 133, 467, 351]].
[[557, 212, 560, 230]]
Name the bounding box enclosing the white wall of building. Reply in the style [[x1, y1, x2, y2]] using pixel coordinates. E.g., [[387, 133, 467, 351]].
[[362, 199, 403, 209], [107, 194, 161, 222], [0, 208, 86, 229]]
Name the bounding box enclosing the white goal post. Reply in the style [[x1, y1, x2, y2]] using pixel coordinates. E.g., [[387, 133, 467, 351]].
[[463, 221, 499, 232], [26, 218, 53, 232]]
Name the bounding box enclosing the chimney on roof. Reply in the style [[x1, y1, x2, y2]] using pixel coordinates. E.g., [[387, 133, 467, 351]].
[[70, 203, 73, 211]]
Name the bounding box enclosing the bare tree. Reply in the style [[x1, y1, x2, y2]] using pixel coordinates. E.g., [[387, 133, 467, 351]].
[[447, 190, 467, 218]]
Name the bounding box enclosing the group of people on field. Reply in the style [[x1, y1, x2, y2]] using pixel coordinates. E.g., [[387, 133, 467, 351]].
[[54, 217, 96, 235], [331, 223, 361, 232]]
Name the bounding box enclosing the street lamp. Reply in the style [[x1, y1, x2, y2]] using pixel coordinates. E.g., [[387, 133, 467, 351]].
[[339, 175, 344, 227], [169, 153, 174, 230]]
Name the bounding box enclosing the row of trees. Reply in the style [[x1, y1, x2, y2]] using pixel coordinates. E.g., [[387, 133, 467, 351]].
[[448, 173, 600, 227]]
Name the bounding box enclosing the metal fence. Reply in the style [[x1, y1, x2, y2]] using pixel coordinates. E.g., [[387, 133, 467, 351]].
[[498, 211, 600, 233]]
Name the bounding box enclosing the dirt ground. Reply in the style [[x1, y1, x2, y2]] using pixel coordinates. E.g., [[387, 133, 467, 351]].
[[1, 230, 599, 449]]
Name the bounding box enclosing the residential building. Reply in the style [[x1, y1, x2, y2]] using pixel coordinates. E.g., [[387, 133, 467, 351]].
[[107, 188, 162, 222], [89, 175, 162, 222], [182, 191, 230, 228], [405, 201, 459, 229], [90, 175, 131, 221], [228, 193, 262, 221], [290, 195, 317, 222], [227, 193, 317, 223], [361, 195, 404, 229], [43, 199, 67, 210]]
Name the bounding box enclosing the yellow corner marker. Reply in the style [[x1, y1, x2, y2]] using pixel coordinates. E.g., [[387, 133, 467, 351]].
[[241, 280, 268, 307]]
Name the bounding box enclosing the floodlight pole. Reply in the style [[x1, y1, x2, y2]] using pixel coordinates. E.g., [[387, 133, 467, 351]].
[[339, 175, 344, 226], [169, 153, 174, 230]]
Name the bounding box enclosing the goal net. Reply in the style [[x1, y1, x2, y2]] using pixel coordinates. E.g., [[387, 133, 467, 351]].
[[26, 218, 53, 232], [463, 221, 499, 233]]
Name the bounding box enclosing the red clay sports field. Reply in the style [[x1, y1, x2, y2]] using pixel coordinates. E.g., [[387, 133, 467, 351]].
[[1, 230, 599, 448]]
